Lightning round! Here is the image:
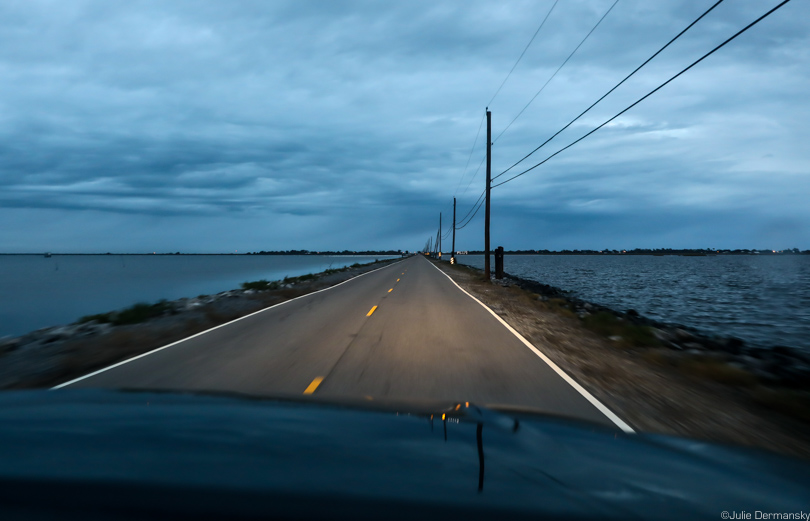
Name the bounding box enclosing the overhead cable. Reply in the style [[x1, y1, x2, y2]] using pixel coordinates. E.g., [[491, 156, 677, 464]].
[[493, 0, 726, 181], [487, 0, 559, 108], [459, 152, 487, 197], [493, 0, 620, 145], [453, 112, 487, 197], [491, 0, 791, 189], [455, 196, 486, 230], [456, 189, 486, 225]]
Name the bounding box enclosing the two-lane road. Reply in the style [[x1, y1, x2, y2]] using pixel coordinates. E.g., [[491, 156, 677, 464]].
[[59, 255, 630, 430]]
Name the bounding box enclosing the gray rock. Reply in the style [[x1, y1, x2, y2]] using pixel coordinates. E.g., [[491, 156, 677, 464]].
[[674, 329, 695, 342], [0, 337, 21, 353], [184, 299, 204, 310], [78, 322, 111, 336], [608, 335, 622, 342], [35, 326, 78, 344]]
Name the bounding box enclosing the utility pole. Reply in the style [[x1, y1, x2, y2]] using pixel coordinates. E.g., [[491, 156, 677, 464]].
[[484, 109, 492, 281], [439, 212, 442, 259], [451, 197, 456, 264]]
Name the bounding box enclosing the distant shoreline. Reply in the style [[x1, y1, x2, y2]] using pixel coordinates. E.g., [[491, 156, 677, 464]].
[[2, 249, 807, 256], [0, 252, 407, 256], [453, 249, 809, 256]]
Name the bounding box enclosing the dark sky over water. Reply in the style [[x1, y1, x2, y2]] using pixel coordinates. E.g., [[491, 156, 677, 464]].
[[1, 1, 808, 253]]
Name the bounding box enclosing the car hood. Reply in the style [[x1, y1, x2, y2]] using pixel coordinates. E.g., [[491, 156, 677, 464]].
[[0, 389, 807, 520]]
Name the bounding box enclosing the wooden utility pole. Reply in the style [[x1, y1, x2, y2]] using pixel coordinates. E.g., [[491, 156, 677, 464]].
[[484, 109, 492, 280], [451, 197, 456, 264], [435, 226, 440, 258], [439, 212, 442, 258]]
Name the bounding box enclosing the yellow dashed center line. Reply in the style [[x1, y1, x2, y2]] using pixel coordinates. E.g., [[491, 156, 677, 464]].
[[397, 278, 400, 282], [303, 377, 323, 395], [367, 305, 378, 316], [388, 288, 393, 293]]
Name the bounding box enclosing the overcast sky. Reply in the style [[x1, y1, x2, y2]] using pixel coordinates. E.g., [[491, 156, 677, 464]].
[[1, 0, 807, 253]]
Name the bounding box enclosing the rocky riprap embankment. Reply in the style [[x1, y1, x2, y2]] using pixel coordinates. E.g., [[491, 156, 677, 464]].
[[0, 286, 303, 389], [0, 259, 399, 389], [0, 289, 253, 356], [494, 272, 810, 389]]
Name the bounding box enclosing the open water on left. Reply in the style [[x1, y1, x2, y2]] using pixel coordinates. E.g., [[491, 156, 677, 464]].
[[0, 254, 396, 337]]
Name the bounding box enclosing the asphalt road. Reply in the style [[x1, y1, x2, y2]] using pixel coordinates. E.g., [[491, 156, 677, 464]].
[[62, 255, 626, 428]]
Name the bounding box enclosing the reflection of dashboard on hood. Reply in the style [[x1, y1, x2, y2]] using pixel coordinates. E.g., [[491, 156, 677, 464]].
[[0, 389, 807, 520]]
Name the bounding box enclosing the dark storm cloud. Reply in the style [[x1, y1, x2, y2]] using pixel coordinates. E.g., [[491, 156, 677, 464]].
[[0, 0, 808, 252]]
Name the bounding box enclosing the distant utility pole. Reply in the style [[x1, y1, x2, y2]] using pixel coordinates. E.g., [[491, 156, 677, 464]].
[[451, 197, 456, 264], [439, 212, 442, 258], [484, 109, 492, 281]]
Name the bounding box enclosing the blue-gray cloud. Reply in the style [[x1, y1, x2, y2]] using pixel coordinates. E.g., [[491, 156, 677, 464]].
[[0, 0, 808, 252]]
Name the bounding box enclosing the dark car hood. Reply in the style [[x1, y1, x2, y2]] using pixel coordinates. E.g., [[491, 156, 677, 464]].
[[0, 389, 806, 520]]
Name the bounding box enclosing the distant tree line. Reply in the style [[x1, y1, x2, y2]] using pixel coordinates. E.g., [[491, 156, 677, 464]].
[[456, 248, 809, 255], [247, 249, 404, 256]]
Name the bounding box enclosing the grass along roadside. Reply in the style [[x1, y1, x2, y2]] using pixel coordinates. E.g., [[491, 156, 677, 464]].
[[0, 258, 399, 390], [431, 258, 810, 460]]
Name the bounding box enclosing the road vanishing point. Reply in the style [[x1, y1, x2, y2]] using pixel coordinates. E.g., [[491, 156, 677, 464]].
[[56, 255, 632, 431]]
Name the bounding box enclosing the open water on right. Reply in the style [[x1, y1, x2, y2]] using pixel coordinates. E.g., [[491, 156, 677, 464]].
[[456, 254, 810, 352]]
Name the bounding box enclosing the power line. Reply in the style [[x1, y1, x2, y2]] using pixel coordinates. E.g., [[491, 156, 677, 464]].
[[493, 0, 620, 145], [453, 2, 558, 212], [455, 195, 486, 230], [455, 189, 486, 225], [459, 151, 487, 197], [453, 112, 486, 197], [493, 0, 726, 181], [487, 0, 559, 108], [456, 190, 486, 229], [491, 0, 792, 190]]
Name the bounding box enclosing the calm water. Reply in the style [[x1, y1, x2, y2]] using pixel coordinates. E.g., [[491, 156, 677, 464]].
[[457, 255, 810, 351], [0, 255, 396, 337]]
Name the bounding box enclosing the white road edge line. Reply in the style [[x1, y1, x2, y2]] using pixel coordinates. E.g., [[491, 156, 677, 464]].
[[51, 258, 407, 390], [425, 258, 635, 433]]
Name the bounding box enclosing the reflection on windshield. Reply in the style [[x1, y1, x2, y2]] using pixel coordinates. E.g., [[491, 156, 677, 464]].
[[426, 404, 486, 492]]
